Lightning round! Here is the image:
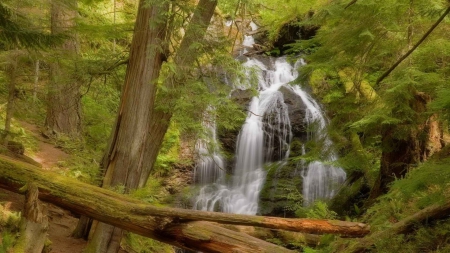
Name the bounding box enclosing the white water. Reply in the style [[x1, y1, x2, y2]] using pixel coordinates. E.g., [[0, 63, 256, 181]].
[[287, 86, 346, 205], [194, 114, 225, 186], [194, 21, 345, 213], [194, 57, 295, 214]]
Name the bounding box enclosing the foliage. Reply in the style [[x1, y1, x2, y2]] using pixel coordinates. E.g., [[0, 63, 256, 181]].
[[81, 82, 119, 152], [153, 123, 181, 176], [130, 177, 164, 204], [57, 155, 102, 184], [295, 201, 337, 220], [321, 155, 450, 252], [256, 0, 327, 43], [0, 2, 63, 50], [0, 110, 38, 152], [0, 203, 21, 252]]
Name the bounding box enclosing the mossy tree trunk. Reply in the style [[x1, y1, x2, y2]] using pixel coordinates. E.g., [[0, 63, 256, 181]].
[[46, 0, 82, 137]]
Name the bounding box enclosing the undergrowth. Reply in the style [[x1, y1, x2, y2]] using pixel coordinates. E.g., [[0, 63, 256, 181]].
[[0, 203, 21, 253], [322, 155, 450, 252]]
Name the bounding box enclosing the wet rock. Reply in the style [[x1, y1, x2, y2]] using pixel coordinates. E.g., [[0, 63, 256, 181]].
[[278, 86, 308, 142], [230, 89, 254, 109]]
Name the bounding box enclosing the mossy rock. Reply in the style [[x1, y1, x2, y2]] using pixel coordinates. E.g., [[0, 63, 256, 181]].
[[259, 161, 303, 217]]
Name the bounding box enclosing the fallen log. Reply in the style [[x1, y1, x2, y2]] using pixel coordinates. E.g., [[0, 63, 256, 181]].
[[0, 155, 368, 252], [221, 225, 321, 248]]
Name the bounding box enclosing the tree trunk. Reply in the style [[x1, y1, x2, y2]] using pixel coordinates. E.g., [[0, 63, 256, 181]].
[[71, 215, 92, 239], [87, 0, 220, 251], [13, 183, 49, 253], [33, 59, 40, 104], [369, 92, 439, 199], [85, 0, 170, 251], [3, 53, 17, 145], [0, 155, 370, 251], [46, 0, 81, 137]]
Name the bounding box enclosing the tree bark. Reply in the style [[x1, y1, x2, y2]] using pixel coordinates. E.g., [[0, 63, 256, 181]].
[[33, 59, 40, 104], [3, 50, 19, 145], [369, 92, 433, 199], [71, 215, 92, 239], [46, 0, 82, 137], [88, 0, 220, 251], [85, 0, 170, 251], [13, 183, 49, 253], [0, 155, 370, 250]]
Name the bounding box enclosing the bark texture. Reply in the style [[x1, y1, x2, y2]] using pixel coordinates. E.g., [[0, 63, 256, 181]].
[[0, 156, 369, 253], [89, 0, 220, 252], [85, 0, 170, 251], [13, 183, 49, 253], [46, 0, 81, 136]]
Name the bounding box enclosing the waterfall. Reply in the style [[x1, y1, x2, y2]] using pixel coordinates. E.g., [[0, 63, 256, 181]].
[[193, 22, 345, 214], [194, 57, 294, 215], [288, 85, 346, 206], [194, 115, 225, 186]]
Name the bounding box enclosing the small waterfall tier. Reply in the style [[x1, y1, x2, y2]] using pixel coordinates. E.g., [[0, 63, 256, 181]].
[[193, 56, 346, 215], [289, 85, 346, 206]]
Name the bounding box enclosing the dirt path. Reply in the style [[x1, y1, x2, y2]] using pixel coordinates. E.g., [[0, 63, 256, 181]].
[[0, 121, 86, 253], [19, 121, 70, 170]]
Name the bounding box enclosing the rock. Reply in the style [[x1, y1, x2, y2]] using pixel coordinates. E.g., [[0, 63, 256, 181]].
[[259, 161, 303, 217], [218, 89, 255, 168], [278, 86, 308, 142], [230, 89, 254, 109], [272, 20, 319, 55]]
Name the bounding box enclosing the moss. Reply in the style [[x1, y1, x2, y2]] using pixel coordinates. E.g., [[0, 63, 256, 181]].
[[123, 233, 174, 253], [259, 161, 303, 216]]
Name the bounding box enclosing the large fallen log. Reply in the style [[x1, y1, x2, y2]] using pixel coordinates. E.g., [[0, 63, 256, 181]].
[[0, 155, 369, 252]]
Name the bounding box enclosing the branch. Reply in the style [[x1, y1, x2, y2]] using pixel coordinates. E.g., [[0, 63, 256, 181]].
[[246, 109, 263, 117], [345, 0, 358, 9], [376, 6, 450, 85]]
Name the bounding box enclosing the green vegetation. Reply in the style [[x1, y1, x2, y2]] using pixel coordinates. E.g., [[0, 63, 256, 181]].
[[0, 0, 450, 252], [0, 203, 21, 253]]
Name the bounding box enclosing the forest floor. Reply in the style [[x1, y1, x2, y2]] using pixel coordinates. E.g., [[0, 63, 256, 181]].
[[0, 121, 86, 253]]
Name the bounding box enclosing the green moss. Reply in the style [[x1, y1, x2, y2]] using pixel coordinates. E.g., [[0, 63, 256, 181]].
[[259, 162, 303, 216], [123, 233, 174, 253]]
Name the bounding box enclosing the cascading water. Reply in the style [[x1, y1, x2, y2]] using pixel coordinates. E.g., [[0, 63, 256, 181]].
[[194, 114, 226, 186], [194, 57, 294, 215], [289, 85, 346, 206], [193, 23, 346, 214]]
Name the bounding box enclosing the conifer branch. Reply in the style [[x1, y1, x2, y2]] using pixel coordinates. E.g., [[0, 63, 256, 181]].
[[376, 5, 450, 85]]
